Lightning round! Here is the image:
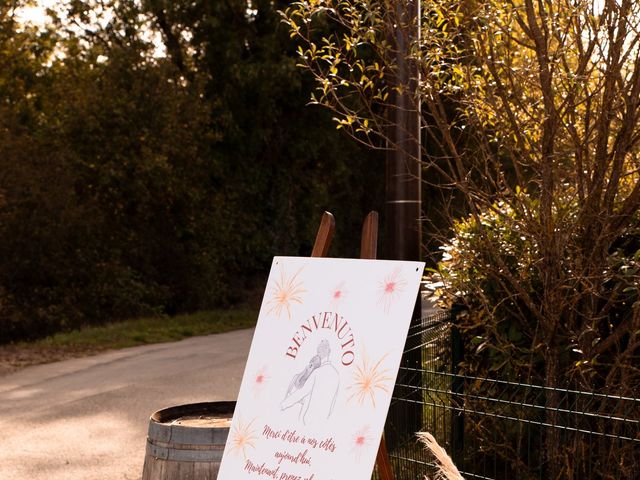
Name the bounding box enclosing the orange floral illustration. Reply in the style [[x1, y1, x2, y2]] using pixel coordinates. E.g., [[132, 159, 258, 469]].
[[347, 351, 393, 408], [228, 417, 258, 458], [265, 264, 306, 320]]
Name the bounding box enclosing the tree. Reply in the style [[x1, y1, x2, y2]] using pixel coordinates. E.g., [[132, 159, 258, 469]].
[[0, 0, 385, 342], [283, 0, 640, 476]]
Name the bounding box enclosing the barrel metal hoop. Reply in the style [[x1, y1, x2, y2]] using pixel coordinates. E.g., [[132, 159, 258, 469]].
[[146, 441, 225, 462]]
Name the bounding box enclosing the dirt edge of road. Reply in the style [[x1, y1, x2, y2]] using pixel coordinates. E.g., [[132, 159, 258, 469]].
[[0, 344, 106, 376]]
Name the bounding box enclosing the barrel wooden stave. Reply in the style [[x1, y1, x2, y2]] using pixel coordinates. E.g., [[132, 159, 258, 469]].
[[142, 401, 235, 480]]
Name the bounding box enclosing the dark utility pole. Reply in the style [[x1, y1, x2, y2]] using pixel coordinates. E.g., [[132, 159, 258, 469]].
[[385, 0, 421, 262], [384, 0, 422, 453]]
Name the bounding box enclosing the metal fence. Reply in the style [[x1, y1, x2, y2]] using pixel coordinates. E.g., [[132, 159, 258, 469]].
[[375, 310, 640, 480]]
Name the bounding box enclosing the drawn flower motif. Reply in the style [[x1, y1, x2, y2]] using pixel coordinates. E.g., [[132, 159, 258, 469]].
[[252, 366, 269, 397], [377, 267, 407, 314], [351, 426, 373, 460], [265, 264, 306, 320], [229, 417, 258, 459], [347, 351, 393, 408], [329, 281, 347, 308]]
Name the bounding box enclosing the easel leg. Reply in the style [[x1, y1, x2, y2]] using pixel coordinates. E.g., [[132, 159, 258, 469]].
[[310, 210, 396, 480], [375, 436, 395, 480]]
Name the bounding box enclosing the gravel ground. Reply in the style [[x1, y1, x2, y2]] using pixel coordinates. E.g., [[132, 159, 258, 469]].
[[0, 328, 253, 480]]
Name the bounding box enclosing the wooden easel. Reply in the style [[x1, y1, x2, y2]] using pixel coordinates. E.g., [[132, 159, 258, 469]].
[[310, 211, 396, 480]]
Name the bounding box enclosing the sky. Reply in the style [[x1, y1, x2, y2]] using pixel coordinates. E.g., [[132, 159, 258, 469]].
[[14, 1, 167, 58], [15, 0, 58, 28]]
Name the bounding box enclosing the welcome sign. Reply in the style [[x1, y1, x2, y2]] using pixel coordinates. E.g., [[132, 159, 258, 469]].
[[218, 256, 424, 480]]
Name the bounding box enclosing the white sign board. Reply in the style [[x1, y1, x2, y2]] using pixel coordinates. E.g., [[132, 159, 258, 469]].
[[218, 256, 424, 480]]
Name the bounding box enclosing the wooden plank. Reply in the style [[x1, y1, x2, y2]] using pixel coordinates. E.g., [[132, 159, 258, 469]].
[[193, 461, 215, 480], [360, 211, 378, 260], [358, 211, 396, 480], [141, 455, 153, 480], [309, 210, 394, 480], [142, 453, 165, 480], [177, 459, 195, 480], [375, 436, 395, 480], [310, 211, 335, 257]]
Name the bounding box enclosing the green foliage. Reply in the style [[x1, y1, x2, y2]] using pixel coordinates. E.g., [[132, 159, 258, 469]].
[[437, 192, 640, 387], [435, 194, 640, 478], [436, 195, 546, 378], [286, 0, 640, 387], [3, 307, 257, 371], [282, 0, 392, 143], [0, 0, 383, 343], [33, 308, 258, 350], [285, 0, 640, 474]]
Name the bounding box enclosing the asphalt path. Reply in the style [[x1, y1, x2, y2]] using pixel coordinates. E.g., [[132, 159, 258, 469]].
[[0, 328, 254, 480]]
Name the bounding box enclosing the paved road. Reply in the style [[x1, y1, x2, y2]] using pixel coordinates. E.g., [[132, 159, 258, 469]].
[[0, 328, 254, 480]]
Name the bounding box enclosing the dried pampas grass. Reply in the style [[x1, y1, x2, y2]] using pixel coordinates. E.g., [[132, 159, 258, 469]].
[[417, 432, 465, 480]]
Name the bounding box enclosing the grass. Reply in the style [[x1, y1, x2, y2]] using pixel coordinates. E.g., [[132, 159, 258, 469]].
[[0, 307, 258, 373], [39, 308, 257, 350]]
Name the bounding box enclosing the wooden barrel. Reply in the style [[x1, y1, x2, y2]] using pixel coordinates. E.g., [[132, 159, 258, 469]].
[[142, 401, 235, 480]]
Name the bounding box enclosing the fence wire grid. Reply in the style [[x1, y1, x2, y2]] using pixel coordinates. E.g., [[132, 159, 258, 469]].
[[373, 310, 640, 480]]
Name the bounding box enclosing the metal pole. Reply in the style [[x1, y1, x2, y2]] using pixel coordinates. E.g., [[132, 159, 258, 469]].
[[451, 304, 466, 469], [384, 0, 421, 263], [384, 0, 422, 456]]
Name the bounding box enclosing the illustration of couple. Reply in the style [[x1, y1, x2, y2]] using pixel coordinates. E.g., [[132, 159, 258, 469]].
[[281, 339, 340, 425]]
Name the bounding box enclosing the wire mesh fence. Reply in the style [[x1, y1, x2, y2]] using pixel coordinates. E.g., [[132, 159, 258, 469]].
[[373, 309, 640, 480]]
